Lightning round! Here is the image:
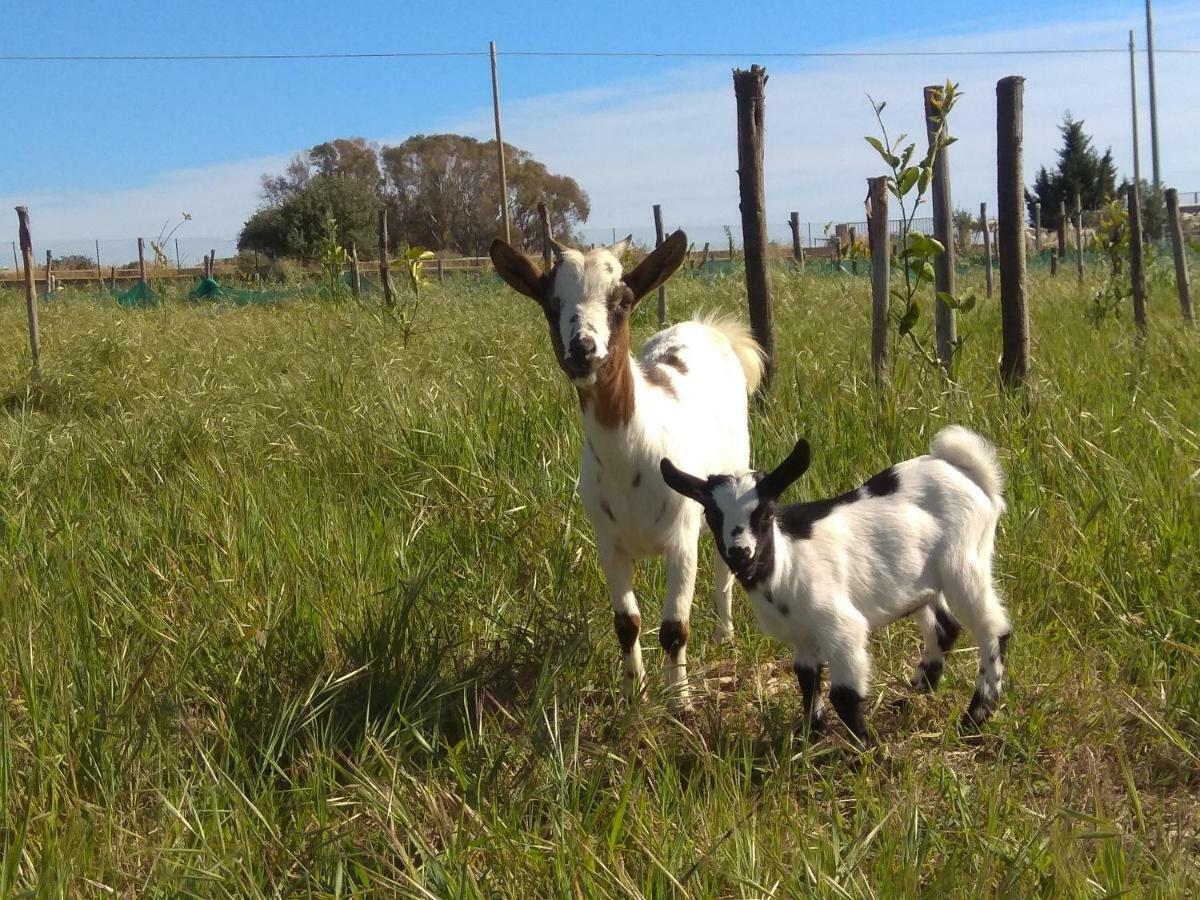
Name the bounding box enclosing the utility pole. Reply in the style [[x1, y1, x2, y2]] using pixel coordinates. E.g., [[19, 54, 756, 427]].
[[1145, 0, 1161, 191], [1129, 31, 1142, 188], [489, 41, 511, 245]]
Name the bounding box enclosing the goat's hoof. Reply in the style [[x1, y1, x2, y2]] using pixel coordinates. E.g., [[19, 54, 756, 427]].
[[712, 624, 735, 646]]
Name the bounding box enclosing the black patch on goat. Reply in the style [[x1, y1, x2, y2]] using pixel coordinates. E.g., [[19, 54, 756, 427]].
[[775, 488, 861, 540], [793, 663, 825, 733], [659, 351, 689, 374], [934, 605, 963, 652], [600, 501, 616, 522], [864, 466, 900, 497], [829, 686, 869, 744], [913, 659, 944, 692], [631, 472, 641, 488], [641, 363, 677, 398]]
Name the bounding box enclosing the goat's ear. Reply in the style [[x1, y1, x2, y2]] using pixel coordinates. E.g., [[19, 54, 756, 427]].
[[660, 458, 709, 504], [757, 439, 811, 500], [621, 230, 687, 306], [490, 239, 544, 303], [605, 234, 633, 259]]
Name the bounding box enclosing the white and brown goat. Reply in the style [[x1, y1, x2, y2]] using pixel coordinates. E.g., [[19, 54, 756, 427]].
[[490, 231, 764, 703]]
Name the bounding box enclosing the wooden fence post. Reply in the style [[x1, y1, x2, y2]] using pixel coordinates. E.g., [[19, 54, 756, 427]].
[[981, 202, 993, 299], [867, 176, 889, 380], [489, 41, 511, 245], [378, 208, 396, 309], [175, 238, 181, 270], [652, 204, 666, 325], [698, 242, 711, 271], [15, 207, 40, 372], [849, 226, 859, 275], [1034, 201, 1042, 252], [1056, 199, 1067, 269], [997, 76, 1030, 388], [95, 239, 102, 279], [109, 266, 116, 292], [350, 242, 361, 299], [537, 200, 553, 270], [1129, 184, 1147, 337], [208, 248, 215, 278], [45, 250, 53, 296], [10, 241, 17, 274], [437, 256, 444, 284], [1165, 188, 1195, 326], [203, 253, 211, 280], [1073, 193, 1084, 284], [788, 211, 804, 270], [733, 65, 775, 386], [137, 238, 147, 287], [924, 84, 957, 376]]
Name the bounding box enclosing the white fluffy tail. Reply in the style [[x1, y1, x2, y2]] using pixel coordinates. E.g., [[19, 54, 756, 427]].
[[930, 426, 1004, 503], [702, 315, 766, 396]]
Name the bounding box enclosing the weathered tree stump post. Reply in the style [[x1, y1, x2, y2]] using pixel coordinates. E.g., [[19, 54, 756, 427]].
[[924, 84, 957, 376], [1165, 188, 1194, 326], [537, 200, 553, 271], [437, 256, 444, 284], [1034, 201, 1042, 253], [1129, 184, 1147, 337], [867, 176, 890, 380], [45, 250, 54, 297], [733, 65, 775, 386], [997, 76, 1030, 388], [137, 238, 147, 287], [378, 208, 396, 309], [849, 226, 859, 275], [1073, 192, 1084, 284], [789, 211, 805, 270], [981, 202, 993, 299], [834, 224, 849, 270], [350, 242, 361, 299], [203, 253, 212, 281], [652, 203, 666, 325], [109, 266, 116, 292], [15, 207, 40, 372]]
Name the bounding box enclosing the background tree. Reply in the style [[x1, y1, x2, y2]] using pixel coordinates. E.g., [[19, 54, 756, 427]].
[[1027, 114, 1117, 231], [51, 254, 97, 270]]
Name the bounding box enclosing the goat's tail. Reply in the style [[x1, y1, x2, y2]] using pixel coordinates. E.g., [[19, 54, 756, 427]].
[[930, 426, 1004, 504], [702, 314, 766, 396]]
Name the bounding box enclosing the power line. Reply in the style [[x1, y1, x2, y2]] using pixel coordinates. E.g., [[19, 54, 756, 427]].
[[1, 47, 1197, 62]]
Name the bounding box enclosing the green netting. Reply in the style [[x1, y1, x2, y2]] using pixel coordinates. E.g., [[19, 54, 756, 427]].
[[187, 273, 378, 305], [115, 281, 158, 307]]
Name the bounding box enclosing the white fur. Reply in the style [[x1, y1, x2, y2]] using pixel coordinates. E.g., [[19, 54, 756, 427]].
[[550, 244, 625, 386], [579, 311, 763, 703], [710, 427, 1010, 733]]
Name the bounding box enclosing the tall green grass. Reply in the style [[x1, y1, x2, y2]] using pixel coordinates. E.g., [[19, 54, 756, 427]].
[[1, 265, 1197, 896]]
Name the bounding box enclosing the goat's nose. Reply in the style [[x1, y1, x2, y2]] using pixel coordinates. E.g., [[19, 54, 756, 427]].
[[569, 333, 596, 359], [727, 545, 751, 566]]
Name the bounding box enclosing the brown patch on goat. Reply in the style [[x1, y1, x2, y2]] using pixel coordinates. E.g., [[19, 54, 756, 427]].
[[576, 289, 637, 428], [658, 350, 689, 374], [659, 620, 690, 661], [642, 364, 678, 399], [613, 612, 641, 654]]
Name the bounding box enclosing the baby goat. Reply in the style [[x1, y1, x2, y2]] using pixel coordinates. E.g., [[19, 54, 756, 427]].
[[660, 426, 1011, 742]]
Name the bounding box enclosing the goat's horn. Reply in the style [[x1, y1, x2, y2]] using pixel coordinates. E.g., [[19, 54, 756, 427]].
[[548, 237, 570, 261]]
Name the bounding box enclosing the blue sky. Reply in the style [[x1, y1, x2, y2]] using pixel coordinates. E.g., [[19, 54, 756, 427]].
[[3, 0, 1198, 258]]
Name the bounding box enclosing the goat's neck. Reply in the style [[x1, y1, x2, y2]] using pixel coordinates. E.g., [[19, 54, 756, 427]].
[[577, 319, 640, 443]]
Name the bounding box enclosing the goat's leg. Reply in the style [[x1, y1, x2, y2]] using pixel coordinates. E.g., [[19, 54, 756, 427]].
[[909, 596, 961, 692], [599, 544, 645, 701], [825, 614, 872, 745], [661, 542, 699, 708], [940, 566, 1012, 728], [711, 543, 735, 645], [792, 649, 827, 737]]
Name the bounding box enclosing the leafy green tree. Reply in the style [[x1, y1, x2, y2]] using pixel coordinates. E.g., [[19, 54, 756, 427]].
[[1027, 115, 1117, 230], [52, 254, 96, 270]]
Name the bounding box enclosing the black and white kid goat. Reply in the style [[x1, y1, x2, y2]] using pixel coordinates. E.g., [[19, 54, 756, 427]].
[[660, 426, 1011, 742]]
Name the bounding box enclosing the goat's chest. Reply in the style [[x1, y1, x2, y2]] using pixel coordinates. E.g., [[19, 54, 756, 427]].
[[577, 456, 681, 558], [748, 586, 811, 648]]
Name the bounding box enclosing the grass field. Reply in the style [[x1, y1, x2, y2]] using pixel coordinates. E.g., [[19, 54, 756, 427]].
[[1, 262, 1198, 897]]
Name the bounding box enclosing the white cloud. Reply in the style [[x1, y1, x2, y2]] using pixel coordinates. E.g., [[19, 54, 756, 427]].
[[4, 3, 1197, 253]]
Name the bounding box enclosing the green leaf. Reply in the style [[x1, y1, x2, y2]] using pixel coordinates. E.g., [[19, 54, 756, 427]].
[[937, 291, 959, 309], [918, 165, 932, 194], [921, 262, 936, 281], [898, 302, 920, 335], [865, 136, 888, 158], [898, 168, 920, 196], [959, 294, 977, 314]]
